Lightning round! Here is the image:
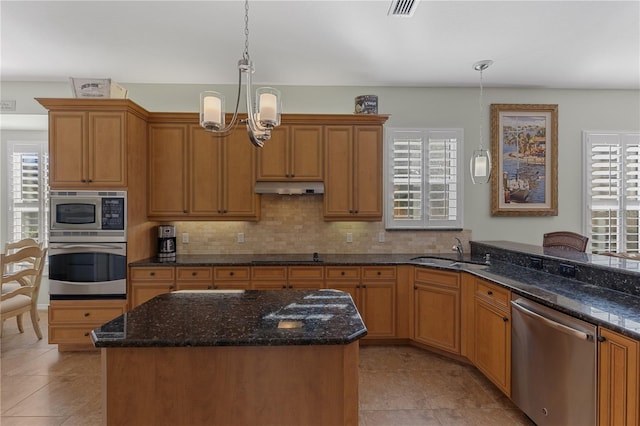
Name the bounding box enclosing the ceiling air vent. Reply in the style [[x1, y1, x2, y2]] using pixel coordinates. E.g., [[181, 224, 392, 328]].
[[388, 0, 419, 17]]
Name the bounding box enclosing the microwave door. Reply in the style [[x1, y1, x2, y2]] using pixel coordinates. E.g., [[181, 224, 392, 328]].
[[51, 199, 102, 230]]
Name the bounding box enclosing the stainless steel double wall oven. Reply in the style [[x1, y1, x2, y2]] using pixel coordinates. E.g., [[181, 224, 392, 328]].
[[48, 190, 127, 299]]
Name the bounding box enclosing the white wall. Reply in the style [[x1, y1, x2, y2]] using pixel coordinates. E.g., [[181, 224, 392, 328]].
[[2, 81, 640, 245]]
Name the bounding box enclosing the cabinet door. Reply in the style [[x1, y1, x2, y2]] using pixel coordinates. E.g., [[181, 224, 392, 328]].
[[474, 298, 511, 396], [599, 327, 639, 426], [414, 283, 460, 353], [49, 111, 86, 186], [190, 126, 222, 216], [353, 126, 382, 219], [290, 125, 323, 180], [361, 281, 396, 338], [324, 126, 353, 218], [88, 112, 126, 186], [131, 282, 175, 308], [148, 124, 189, 216], [256, 126, 290, 180], [222, 130, 259, 218]]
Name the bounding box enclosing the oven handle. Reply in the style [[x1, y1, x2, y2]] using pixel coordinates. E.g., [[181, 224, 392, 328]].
[[511, 300, 591, 341], [50, 243, 124, 250]]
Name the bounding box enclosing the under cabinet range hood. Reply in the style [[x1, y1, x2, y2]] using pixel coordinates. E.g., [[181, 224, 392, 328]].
[[254, 181, 324, 195]]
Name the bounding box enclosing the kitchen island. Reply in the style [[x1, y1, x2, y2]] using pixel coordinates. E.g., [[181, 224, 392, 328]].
[[91, 289, 367, 426]]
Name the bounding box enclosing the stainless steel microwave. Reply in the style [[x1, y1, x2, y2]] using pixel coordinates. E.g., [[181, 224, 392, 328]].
[[49, 190, 127, 242]]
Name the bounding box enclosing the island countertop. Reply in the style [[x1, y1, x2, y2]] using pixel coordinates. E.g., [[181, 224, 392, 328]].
[[91, 289, 367, 347]]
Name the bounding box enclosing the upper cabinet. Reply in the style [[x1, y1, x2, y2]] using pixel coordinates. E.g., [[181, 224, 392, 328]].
[[256, 125, 323, 181], [324, 125, 383, 221], [37, 99, 149, 189], [147, 117, 259, 221]]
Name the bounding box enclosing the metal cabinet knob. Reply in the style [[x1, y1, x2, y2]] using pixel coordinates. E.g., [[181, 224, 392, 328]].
[[84, 312, 90, 317], [487, 290, 493, 296]]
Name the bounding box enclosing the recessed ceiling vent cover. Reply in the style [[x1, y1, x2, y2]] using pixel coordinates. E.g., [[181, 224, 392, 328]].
[[388, 0, 419, 17]]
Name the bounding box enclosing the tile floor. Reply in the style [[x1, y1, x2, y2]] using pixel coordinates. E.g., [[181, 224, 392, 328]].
[[1, 311, 535, 426]]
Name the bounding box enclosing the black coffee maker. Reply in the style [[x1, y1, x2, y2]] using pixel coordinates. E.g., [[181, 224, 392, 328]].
[[157, 225, 176, 262]]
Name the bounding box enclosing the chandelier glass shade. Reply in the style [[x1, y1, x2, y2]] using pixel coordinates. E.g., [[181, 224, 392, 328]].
[[470, 59, 493, 184], [199, 1, 281, 147]]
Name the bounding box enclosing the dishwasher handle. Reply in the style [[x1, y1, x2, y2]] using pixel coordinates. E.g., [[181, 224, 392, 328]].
[[511, 300, 592, 341]]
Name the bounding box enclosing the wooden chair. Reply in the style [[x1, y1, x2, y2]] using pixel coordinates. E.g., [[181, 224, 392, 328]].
[[4, 238, 42, 273], [1, 246, 47, 339], [543, 231, 589, 252]]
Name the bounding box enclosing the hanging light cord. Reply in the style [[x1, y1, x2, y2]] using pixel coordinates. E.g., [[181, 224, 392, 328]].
[[478, 67, 485, 151], [243, 0, 250, 62]]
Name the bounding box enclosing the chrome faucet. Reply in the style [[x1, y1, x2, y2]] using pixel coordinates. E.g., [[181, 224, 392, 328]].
[[452, 237, 464, 260]]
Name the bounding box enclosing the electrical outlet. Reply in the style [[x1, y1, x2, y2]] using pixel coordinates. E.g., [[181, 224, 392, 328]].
[[346, 233, 353, 243], [529, 256, 543, 269], [559, 263, 576, 278], [378, 232, 385, 243], [237, 232, 245, 243], [182, 233, 189, 243]]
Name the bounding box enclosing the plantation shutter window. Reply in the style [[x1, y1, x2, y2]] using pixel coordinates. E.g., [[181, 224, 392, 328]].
[[584, 131, 640, 254], [385, 128, 464, 229]]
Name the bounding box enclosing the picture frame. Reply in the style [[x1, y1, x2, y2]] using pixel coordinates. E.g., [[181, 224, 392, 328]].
[[490, 104, 558, 216]]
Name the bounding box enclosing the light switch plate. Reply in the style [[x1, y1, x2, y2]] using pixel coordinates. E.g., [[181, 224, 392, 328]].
[[237, 233, 245, 243], [346, 233, 353, 243], [182, 233, 189, 243]]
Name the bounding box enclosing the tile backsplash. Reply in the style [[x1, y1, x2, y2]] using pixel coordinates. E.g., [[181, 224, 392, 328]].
[[171, 195, 471, 255]]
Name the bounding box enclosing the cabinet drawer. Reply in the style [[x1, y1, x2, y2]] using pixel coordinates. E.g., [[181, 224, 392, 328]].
[[176, 267, 213, 281], [130, 267, 175, 281], [475, 280, 510, 310], [415, 267, 459, 289], [49, 301, 126, 323], [325, 266, 360, 280], [49, 325, 103, 344], [214, 267, 250, 281], [288, 266, 324, 280], [362, 266, 396, 280], [251, 266, 287, 281]]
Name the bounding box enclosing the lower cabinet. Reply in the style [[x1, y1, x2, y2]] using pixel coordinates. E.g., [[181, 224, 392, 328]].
[[326, 266, 397, 338], [598, 327, 639, 426], [48, 299, 127, 350], [413, 268, 460, 354], [472, 277, 512, 397], [129, 266, 176, 308]]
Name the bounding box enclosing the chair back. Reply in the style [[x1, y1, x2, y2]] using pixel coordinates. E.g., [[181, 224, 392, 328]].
[[543, 231, 589, 252], [3, 239, 42, 274], [1, 246, 47, 291]]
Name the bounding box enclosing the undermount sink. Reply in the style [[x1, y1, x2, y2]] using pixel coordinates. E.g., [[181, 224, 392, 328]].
[[410, 256, 488, 271]]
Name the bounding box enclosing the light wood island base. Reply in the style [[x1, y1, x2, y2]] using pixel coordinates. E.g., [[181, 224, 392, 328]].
[[102, 342, 359, 426]]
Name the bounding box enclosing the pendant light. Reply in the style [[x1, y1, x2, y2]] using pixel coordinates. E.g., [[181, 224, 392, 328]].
[[199, 0, 281, 147], [470, 60, 493, 184]]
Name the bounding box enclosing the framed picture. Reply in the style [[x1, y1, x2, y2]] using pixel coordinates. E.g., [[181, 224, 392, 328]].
[[490, 104, 558, 216]]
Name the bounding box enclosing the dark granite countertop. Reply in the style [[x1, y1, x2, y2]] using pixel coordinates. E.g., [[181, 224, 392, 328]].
[[91, 289, 367, 348], [128, 243, 640, 341]]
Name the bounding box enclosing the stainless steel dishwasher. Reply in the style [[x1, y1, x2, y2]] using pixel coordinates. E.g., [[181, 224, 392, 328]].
[[511, 297, 597, 426]]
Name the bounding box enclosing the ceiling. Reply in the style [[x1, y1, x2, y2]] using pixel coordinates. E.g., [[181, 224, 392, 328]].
[[2, 1, 639, 90]]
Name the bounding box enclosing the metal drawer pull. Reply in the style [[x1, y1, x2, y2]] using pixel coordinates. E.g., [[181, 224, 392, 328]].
[[511, 301, 590, 341]]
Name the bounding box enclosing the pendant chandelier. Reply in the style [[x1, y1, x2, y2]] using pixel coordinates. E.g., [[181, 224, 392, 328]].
[[470, 60, 493, 184], [199, 0, 281, 147]]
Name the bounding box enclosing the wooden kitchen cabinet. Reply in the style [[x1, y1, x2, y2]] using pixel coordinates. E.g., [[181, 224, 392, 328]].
[[48, 299, 127, 351], [129, 266, 176, 308], [473, 278, 511, 396], [37, 99, 149, 189], [175, 266, 214, 290], [190, 126, 259, 219], [251, 266, 288, 289], [327, 266, 396, 338], [287, 266, 325, 289], [257, 125, 323, 181], [148, 123, 189, 216], [47, 110, 126, 187], [598, 327, 639, 426], [214, 266, 251, 290], [148, 123, 259, 220], [324, 125, 383, 221], [413, 268, 460, 354]]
